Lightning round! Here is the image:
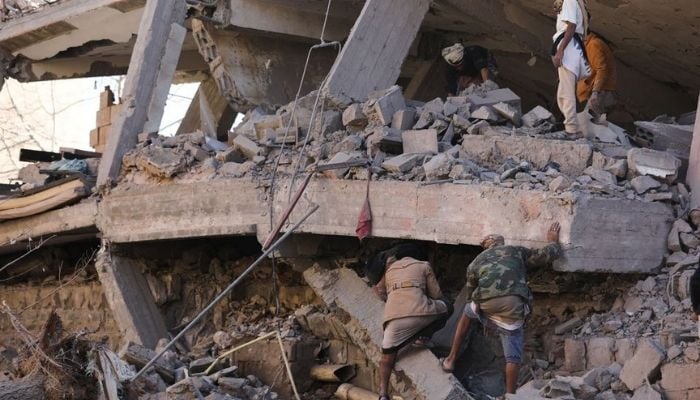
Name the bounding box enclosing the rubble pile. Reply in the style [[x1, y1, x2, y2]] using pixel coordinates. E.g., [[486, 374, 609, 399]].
[[119, 85, 686, 209], [506, 210, 700, 399], [0, 0, 60, 21]]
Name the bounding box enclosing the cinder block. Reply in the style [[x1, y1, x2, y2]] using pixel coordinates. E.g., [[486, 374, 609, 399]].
[[96, 107, 111, 128], [232, 134, 261, 160], [392, 109, 416, 130], [99, 87, 115, 109], [89, 129, 99, 148], [98, 126, 111, 145], [109, 103, 124, 123], [401, 129, 438, 154], [467, 88, 521, 116]]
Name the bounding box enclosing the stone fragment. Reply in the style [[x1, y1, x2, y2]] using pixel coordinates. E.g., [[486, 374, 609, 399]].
[[423, 154, 454, 181], [471, 106, 499, 122], [539, 379, 574, 399], [184, 142, 209, 162], [466, 88, 521, 115], [680, 233, 700, 249], [493, 102, 521, 125], [467, 120, 489, 135], [666, 345, 682, 361], [381, 154, 423, 173], [631, 385, 662, 400], [584, 166, 617, 186], [136, 146, 186, 178], [452, 114, 472, 132], [320, 152, 365, 179], [549, 176, 572, 192], [333, 135, 364, 153], [401, 129, 438, 154], [645, 192, 673, 202], [342, 104, 368, 127], [217, 377, 248, 396], [691, 209, 700, 228], [565, 339, 586, 372], [189, 357, 217, 374], [218, 161, 254, 178], [17, 164, 48, 185], [583, 367, 612, 391], [213, 331, 232, 349], [660, 362, 700, 396], [630, 175, 661, 194], [232, 134, 261, 160], [684, 345, 700, 361], [555, 317, 583, 334], [620, 340, 665, 390], [372, 85, 406, 126], [522, 105, 553, 127], [587, 337, 615, 368], [627, 148, 682, 182], [216, 147, 244, 163], [391, 109, 416, 130]]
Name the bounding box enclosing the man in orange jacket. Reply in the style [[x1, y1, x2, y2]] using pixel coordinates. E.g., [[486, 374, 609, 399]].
[[577, 32, 617, 119]]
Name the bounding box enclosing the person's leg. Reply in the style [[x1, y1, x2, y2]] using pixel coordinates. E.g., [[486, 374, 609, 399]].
[[499, 326, 525, 394], [415, 300, 454, 341], [557, 66, 579, 135], [441, 302, 473, 371], [379, 350, 397, 399]]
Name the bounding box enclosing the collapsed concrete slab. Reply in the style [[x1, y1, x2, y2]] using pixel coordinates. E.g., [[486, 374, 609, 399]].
[[460, 135, 593, 176], [94, 178, 673, 273], [303, 265, 471, 400]]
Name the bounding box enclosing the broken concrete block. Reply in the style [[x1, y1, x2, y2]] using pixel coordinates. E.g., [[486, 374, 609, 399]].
[[615, 338, 636, 365], [549, 176, 572, 192], [219, 161, 254, 178], [660, 363, 700, 398], [493, 102, 521, 125], [303, 266, 471, 400], [680, 232, 700, 249], [584, 166, 617, 186], [452, 114, 472, 132], [401, 129, 438, 154], [333, 135, 364, 154], [342, 104, 368, 127], [522, 105, 554, 128], [413, 109, 435, 130], [592, 152, 628, 178], [631, 385, 662, 400], [184, 142, 209, 162], [619, 340, 665, 390], [18, 164, 48, 185], [319, 152, 366, 179], [381, 153, 423, 173], [136, 146, 186, 178], [311, 110, 343, 137], [366, 127, 402, 156], [421, 97, 445, 114], [371, 85, 406, 126], [461, 135, 593, 176], [466, 88, 521, 116], [466, 120, 489, 135], [423, 153, 454, 181], [471, 106, 499, 122], [564, 338, 586, 371], [216, 147, 245, 163], [627, 148, 682, 182], [232, 135, 261, 160], [391, 109, 416, 130], [630, 176, 661, 194], [586, 337, 615, 368]]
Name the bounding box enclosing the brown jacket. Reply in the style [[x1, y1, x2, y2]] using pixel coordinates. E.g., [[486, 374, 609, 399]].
[[577, 33, 617, 102], [378, 257, 447, 325]]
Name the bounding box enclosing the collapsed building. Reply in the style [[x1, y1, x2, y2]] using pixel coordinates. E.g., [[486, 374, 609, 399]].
[[0, 0, 699, 399]]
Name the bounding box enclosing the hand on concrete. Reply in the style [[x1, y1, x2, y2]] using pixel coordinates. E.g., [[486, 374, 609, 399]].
[[551, 51, 564, 68], [546, 222, 561, 243]]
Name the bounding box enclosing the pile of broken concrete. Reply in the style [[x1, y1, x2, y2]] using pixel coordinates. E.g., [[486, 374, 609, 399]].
[[119, 85, 686, 210], [511, 210, 700, 399]]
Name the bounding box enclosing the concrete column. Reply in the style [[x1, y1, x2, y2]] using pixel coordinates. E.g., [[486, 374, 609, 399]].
[[96, 242, 168, 349], [177, 75, 237, 141], [97, 0, 187, 187], [323, 0, 431, 102], [688, 94, 700, 209]]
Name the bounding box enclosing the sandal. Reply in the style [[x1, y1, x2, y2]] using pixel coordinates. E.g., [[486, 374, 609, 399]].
[[438, 357, 454, 373]]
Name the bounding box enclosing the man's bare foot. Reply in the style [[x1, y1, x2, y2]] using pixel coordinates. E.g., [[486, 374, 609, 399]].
[[439, 357, 455, 373]]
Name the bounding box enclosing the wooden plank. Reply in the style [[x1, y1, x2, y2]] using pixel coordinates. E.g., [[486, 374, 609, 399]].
[[19, 148, 61, 162], [0, 184, 88, 221], [97, 0, 187, 187], [324, 0, 431, 102], [0, 179, 85, 211]]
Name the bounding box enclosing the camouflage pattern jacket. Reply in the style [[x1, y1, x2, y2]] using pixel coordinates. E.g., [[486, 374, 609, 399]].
[[465, 243, 561, 304]]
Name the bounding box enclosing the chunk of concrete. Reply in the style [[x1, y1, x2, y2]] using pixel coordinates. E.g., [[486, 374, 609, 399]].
[[371, 85, 406, 126], [564, 339, 586, 372], [423, 153, 454, 181], [391, 109, 416, 131], [467, 120, 489, 135], [660, 363, 700, 399], [320, 151, 366, 179], [493, 102, 521, 125], [461, 135, 593, 176], [549, 176, 572, 192], [631, 385, 662, 400], [586, 337, 615, 368], [303, 266, 471, 400], [471, 106, 499, 122], [402, 129, 438, 154], [232, 134, 261, 160], [522, 106, 554, 128], [381, 153, 423, 173], [619, 340, 665, 390], [584, 167, 617, 186], [630, 176, 661, 194], [627, 148, 682, 182], [466, 88, 521, 116], [136, 146, 186, 178], [343, 104, 368, 127]]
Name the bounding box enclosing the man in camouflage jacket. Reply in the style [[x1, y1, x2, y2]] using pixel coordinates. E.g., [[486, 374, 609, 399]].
[[440, 222, 562, 395]]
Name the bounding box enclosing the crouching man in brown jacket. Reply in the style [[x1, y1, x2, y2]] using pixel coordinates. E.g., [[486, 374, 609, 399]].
[[365, 244, 453, 400]]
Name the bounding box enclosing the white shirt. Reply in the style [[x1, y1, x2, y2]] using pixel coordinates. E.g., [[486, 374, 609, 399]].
[[553, 0, 585, 40]]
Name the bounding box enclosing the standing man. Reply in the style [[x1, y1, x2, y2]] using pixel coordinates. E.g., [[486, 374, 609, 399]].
[[577, 31, 617, 120], [551, 0, 591, 137], [442, 43, 499, 96], [440, 223, 562, 395], [365, 243, 452, 400]]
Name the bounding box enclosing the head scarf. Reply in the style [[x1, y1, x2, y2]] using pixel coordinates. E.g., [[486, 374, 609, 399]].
[[442, 43, 464, 66], [480, 234, 505, 248]]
